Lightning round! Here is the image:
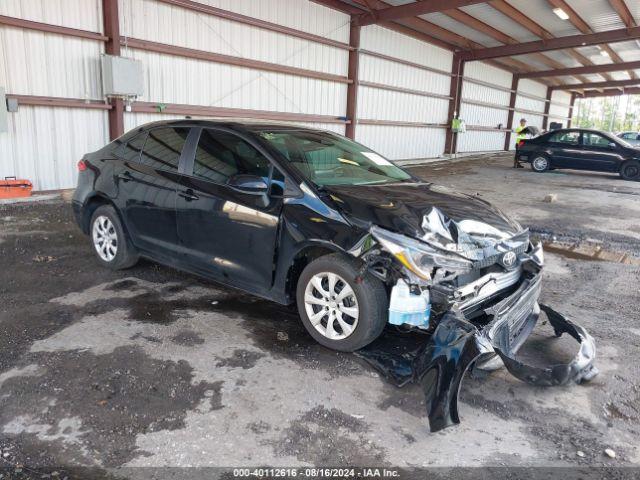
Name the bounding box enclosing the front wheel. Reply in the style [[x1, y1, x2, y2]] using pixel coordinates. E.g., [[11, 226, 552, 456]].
[[620, 160, 640, 181], [531, 155, 550, 173], [296, 254, 388, 352]]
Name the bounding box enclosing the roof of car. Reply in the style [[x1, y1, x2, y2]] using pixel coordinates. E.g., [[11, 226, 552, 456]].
[[136, 118, 333, 132]]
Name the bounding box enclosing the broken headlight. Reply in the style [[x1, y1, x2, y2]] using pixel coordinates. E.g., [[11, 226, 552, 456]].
[[371, 226, 473, 280]]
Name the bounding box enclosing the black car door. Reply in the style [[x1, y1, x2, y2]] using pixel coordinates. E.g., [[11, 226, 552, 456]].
[[116, 126, 195, 256], [546, 130, 582, 167], [579, 132, 625, 172], [175, 128, 284, 293]]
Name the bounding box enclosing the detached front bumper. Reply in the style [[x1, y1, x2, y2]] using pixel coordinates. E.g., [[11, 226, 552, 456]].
[[358, 272, 598, 432]]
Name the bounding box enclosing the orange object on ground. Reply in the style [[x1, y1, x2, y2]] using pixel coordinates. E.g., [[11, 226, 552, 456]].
[[0, 177, 33, 199]]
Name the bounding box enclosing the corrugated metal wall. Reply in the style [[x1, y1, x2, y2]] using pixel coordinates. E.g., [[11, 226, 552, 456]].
[[355, 25, 451, 160], [0, 0, 108, 190], [549, 90, 572, 128], [510, 78, 548, 149], [120, 0, 350, 133], [458, 61, 512, 153], [0, 0, 556, 190]]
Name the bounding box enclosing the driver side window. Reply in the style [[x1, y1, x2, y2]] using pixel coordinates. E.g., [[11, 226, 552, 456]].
[[192, 129, 271, 184]]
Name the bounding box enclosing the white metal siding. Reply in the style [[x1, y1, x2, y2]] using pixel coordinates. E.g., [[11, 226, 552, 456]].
[[549, 90, 572, 127], [0, 0, 102, 31], [458, 61, 513, 153], [124, 113, 345, 135], [0, 28, 104, 98], [0, 107, 109, 191], [119, 0, 350, 76], [355, 25, 452, 159], [356, 125, 446, 160]]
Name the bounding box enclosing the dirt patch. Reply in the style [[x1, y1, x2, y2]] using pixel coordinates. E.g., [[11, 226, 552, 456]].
[[0, 346, 223, 467]]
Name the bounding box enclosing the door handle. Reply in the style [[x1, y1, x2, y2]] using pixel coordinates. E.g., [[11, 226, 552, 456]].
[[117, 171, 132, 182], [178, 189, 199, 202]]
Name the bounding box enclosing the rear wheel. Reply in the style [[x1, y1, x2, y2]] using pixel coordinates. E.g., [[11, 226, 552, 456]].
[[620, 160, 640, 181], [531, 155, 550, 173], [90, 205, 139, 270], [296, 253, 388, 352]]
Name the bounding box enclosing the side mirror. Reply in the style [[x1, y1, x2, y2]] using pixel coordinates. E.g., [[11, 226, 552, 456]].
[[609, 142, 618, 149], [226, 174, 268, 194]]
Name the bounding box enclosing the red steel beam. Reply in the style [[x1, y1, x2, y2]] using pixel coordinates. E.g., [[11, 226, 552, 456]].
[[357, 0, 487, 26], [542, 87, 552, 130], [102, 0, 125, 140], [0, 14, 107, 42], [6, 94, 111, 110], [578, 87, 640, 98], [504, 75, 519, 151], [444, 53, 465, 155], [459, 25, 640, 61], [568, 93, 576, 127], [131, 101, 348, 124], [156, 0, 352, 51], [123, 37, 351, 84], [552, 79, 640, 91], [345, 21, 361, 139], [520, 60, 640, 79]]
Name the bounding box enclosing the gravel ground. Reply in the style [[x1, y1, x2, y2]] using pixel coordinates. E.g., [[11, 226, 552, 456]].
[[1, 153, 639, 478]]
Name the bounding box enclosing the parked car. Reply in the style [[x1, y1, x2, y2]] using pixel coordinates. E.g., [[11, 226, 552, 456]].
[[72, 120, 596, 431], [618, 131, 640, 147], [516, 128, 640, 180]]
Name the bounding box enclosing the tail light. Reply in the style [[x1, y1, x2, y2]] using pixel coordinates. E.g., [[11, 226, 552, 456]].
[[77, 160, 87, 171], [517, 140, 525, 148]]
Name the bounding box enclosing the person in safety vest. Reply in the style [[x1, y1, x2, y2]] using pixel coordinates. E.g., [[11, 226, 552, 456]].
[[513, 118, 528, 168]]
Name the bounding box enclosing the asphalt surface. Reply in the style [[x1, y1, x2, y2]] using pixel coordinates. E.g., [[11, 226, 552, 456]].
[[1, 153, 639, 478]]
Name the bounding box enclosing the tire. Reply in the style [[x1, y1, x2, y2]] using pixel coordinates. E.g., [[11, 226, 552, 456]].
[[531, 155, 550, 173], [89, 205, 139, 270], [296, 253, 388, 352], [620, 160, 640, 181]]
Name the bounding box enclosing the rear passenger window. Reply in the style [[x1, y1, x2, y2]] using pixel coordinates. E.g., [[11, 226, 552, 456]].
[[120, 131, 147, 162], [549, 131, 580, 145], [192, 130, 271, 184], [139, 127, 190, 171]]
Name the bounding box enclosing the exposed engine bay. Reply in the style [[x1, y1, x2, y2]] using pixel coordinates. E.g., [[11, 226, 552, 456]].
[[349, 206, 598, 432]]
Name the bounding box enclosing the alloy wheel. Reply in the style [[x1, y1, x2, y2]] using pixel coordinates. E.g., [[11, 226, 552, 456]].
[[533, 157, 548, 171], [623, 164, 639, 179], [303, 272, 359, 340], [92, 215, 118, 262]]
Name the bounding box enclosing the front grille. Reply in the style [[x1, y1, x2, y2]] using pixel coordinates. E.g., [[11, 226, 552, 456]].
[[473, 243, 528, 270]]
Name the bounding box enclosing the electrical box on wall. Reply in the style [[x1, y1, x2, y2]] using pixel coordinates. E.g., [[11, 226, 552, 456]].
[[101, 55, 144, 97], [0, 87, 8, 133]]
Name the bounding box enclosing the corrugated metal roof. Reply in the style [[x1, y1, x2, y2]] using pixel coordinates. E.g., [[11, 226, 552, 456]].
[[623, 0, 639, 24], [506, 0, 582, 37], [459, 3, 540, 43], [420, 12, 503, 47], [565, 0, 626, 32]]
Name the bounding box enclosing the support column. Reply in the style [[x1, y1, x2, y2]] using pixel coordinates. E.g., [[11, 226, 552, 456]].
[[567, 92, 577, 127], [103, 0, 124, 140], [542, 87, 552, 130], [503, 74, 519, 151], [345, 19, 360, 140], [444, 53, 464, 155]]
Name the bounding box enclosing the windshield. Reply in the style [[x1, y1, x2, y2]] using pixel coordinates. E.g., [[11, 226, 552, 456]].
[[256, 130, 412, 186]]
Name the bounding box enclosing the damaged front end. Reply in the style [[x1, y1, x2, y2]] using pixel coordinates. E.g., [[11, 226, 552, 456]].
[[352, 207, 598, 432]]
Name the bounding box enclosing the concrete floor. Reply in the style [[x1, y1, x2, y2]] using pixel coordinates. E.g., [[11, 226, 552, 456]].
[[1, 153, 639, 477]]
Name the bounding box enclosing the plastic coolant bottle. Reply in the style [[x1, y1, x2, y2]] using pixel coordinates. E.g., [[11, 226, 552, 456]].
[[388, 279, 431, 328]]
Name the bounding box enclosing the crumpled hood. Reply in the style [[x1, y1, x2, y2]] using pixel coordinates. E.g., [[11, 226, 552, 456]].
[[323, 182, 522, 240]]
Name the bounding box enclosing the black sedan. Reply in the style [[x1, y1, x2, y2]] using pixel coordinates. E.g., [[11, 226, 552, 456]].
[[516, 128, 640, 181], [71, 119, 596, 432]]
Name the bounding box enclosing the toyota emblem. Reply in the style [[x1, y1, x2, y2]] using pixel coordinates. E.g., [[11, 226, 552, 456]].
[[502, 251, 517, 268]]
